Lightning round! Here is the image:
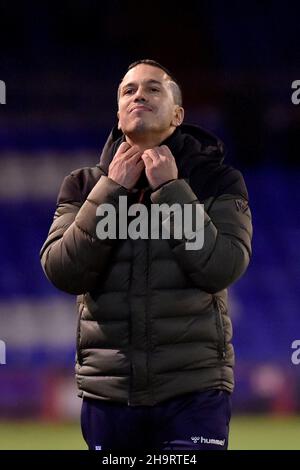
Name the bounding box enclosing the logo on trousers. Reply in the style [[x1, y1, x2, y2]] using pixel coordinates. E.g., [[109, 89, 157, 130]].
[[191, 435, 225, 446]]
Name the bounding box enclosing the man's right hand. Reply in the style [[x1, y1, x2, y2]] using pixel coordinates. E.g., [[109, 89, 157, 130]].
[[108, 142, 145, 190]]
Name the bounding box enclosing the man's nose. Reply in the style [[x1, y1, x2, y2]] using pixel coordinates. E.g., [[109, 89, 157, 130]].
[[134, 87, 147, 102]]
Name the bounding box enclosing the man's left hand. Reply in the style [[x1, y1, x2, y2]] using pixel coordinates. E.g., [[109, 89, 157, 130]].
[[141, 145, 178, 190]]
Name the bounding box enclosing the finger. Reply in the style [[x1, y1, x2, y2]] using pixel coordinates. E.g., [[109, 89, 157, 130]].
[[142, 153, 153, 166], [117, 142, 131, 154], [128, 152, 143, 164], [115, 143, 139, 159], [143, 149, 158, 163], [122, 145, 142, 160], [135, 160, 145, 171], [115, 149, 141, 163], [159, 145, 173, 158], [147, 147, 161, 161]]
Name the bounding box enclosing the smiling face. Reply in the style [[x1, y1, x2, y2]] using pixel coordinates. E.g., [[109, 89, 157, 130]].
[[117, 64, 184, 144]]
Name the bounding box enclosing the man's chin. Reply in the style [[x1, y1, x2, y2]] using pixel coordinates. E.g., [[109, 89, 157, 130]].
[[124, 122, 152, 135]]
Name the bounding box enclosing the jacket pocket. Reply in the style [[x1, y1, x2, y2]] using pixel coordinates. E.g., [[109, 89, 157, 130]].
[[213, 297, 226, 360]]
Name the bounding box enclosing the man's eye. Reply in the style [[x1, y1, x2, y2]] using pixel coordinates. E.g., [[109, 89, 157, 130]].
[[124, 89, 134, 95], [150, 88, 159, 92]]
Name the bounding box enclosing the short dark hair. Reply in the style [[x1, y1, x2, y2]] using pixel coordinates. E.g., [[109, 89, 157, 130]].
[[118, 59, 183, 106]]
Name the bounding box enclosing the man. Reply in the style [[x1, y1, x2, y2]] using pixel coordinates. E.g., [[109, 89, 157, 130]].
[[40, 59, 252, 451]]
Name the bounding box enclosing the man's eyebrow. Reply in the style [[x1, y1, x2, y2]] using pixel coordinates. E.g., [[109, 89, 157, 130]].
[[121, 79, 163, 89]]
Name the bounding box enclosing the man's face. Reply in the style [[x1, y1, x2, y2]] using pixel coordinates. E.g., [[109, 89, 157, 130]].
[[117, 64, 183, 137]]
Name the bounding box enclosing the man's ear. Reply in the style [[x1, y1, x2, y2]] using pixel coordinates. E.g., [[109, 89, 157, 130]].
[[171, 106, 184, 127]]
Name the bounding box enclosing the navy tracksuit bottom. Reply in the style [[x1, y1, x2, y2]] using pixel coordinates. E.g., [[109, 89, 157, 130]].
[[81, 389, 232, 451]]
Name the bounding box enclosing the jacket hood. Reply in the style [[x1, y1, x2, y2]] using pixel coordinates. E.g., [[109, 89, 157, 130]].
[[180, 122, 225, 159], [97, 122, 225, 177]]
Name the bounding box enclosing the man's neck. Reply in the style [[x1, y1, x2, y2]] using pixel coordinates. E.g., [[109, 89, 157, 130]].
[[124, 127, 176, 152]]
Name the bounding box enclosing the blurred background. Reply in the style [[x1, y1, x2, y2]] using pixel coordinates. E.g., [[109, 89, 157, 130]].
[[0, 0, 299, 449]]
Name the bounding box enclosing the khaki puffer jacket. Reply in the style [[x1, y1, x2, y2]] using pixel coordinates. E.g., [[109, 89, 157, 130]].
[[40, 123, 253, 406]]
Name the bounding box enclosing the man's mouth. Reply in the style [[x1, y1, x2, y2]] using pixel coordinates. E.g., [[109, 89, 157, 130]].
[[130, 105, 152, 113]]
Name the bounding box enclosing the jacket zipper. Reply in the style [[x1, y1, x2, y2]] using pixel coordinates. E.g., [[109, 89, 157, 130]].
[[146, 241, 153, 399], [145, 207, 154, 403], [214, 297, 226, 360]]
